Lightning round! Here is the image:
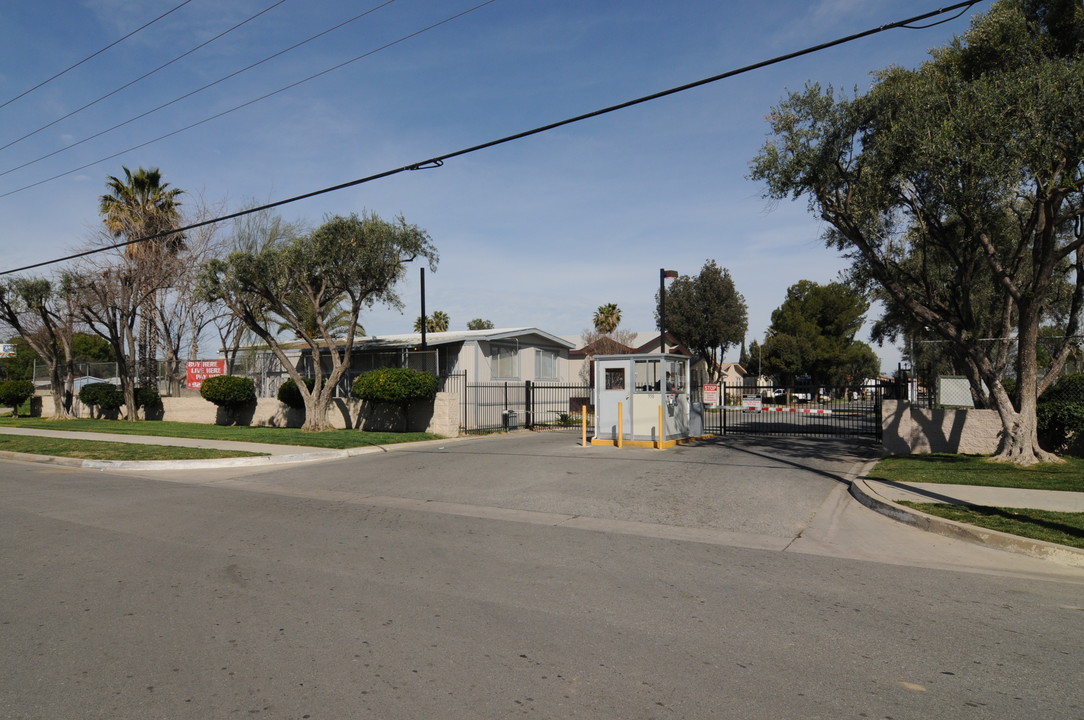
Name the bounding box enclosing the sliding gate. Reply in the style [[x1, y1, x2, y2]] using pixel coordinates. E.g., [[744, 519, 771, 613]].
[[701, 384, 883, 439]]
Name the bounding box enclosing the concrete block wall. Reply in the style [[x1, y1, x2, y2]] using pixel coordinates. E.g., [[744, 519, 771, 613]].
[[882, 399, 1002, 455], [39, 392, 461, 437]]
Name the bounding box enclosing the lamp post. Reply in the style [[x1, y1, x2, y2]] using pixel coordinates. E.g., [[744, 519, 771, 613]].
[[659, 268, 678, 354]]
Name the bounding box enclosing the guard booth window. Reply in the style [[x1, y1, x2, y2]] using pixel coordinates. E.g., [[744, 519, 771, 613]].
[[666, 360, 687, 393], [604, 367, 625, 390], [634, 360, 661, 392]]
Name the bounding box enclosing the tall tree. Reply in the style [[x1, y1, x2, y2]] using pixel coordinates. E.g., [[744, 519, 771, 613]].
[[414, 310, 449, 333], [592, 303, 622, 334], [655, 260, 748, 382], [198, 212, 437, 431], [467, 318, 495, 330], [750, 0, 1084, 464], [99, 167, 184, 390]]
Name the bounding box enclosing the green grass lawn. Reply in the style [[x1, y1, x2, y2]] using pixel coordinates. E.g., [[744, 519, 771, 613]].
[[898, 501, 1084, 550], [869, 454, 1084, 550], [0, 416, 442, 449], [867, 454, 1084, 492], [0, 434, 265, 461]]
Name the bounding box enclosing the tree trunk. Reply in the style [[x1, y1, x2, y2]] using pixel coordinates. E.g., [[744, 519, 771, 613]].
[[988, 309, 1060, 465]]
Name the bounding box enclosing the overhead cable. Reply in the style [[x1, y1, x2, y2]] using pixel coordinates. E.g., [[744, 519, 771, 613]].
[[0, 0, 402, 179], [0, 0, 289, 153], [0, 0, 986, 276], [0, 0, 195, 112]]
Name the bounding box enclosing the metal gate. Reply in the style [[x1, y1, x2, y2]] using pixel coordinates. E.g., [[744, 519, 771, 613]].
[[700, 384, 883, 439], [451, 376, 593, 434]]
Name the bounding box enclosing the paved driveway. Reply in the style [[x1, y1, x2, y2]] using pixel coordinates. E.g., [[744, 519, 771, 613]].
[[182, 431, 875, 539]]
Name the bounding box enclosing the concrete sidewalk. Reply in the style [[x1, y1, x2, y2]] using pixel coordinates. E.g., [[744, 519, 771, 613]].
[[0, 425, 408, 469], [851, 474, 1084, 567]]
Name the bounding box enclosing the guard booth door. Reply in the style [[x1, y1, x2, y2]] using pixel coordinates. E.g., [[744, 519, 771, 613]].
[[598, 361, 632, 440]]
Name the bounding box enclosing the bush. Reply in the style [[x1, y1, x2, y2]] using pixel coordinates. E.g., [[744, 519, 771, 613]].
[[200, 375, 256, 411], [79, 382, 124, 414], [136, 386, 161, 411], [277, 377, 316, 410], [351, 368, 438, 407], [0, 379, 35, 416], [1038, 373, 1084, 453]]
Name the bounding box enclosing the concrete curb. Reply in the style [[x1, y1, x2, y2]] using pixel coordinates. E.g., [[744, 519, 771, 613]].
[[849, 475, 1084, 568], [0, 434, 476, 471]]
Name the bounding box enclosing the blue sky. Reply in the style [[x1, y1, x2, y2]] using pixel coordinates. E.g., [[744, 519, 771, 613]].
[[0, 0, 988, 371]]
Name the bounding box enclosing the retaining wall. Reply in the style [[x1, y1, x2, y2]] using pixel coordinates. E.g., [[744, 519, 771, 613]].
[[38, 392, 461, 437], [881, 399, 1002, 455]]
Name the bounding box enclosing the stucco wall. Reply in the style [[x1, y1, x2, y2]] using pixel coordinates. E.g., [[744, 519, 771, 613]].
[[39, 392, 461, 437], [882, 399, 1002, 455]]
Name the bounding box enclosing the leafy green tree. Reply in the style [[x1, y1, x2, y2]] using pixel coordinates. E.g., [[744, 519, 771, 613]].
[[467, 318, 495, 330], [750, 0, 1084, 464], [655, 260, 747, 382], [761, 280, 877, 387], [0, 336, 36, 382], [0, 276, 79, 418], [199, 212, 437, 431]]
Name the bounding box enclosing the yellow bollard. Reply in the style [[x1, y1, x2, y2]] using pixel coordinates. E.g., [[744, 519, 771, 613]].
[[617, 402, 623, 448], [657, 404, 664, 450], [581, 407, 588, 446]]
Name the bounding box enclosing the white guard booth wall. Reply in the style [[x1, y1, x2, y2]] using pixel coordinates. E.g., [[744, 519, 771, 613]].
[[593, 353, 690, 447]]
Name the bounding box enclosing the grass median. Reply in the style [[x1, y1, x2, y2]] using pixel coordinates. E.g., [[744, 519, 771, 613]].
[[0, 434, 266, 462], [0, 416, 442, 449], [868, 454, 1084, 549]]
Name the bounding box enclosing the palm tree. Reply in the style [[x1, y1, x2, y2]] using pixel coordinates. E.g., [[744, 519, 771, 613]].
[[99, 167, 184, 391], [593, 303, 622, 334], [414, 310, 450, 333]]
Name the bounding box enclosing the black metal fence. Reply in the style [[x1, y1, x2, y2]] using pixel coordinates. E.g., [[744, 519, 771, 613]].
[[446, 374, 593, 434], [703, 384, 884, 439]]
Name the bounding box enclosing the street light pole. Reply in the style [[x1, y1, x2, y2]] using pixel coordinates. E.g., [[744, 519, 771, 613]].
[[659, 268, 678, 354]]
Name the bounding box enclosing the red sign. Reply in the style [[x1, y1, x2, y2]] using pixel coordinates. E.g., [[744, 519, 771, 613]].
[[186, 360, 227, 389]]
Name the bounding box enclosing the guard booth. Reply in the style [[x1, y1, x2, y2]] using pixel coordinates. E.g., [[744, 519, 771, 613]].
[[593, 354, 691, 448]]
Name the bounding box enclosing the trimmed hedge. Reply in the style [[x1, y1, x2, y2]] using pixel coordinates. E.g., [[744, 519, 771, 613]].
[[79, 382, 124, 414], [0, 379, 35, 416], [277, 377, 316, 410], [1038, 373, 1084, 453], [200, 375, 257, 411], [351, 368, 438, 407]]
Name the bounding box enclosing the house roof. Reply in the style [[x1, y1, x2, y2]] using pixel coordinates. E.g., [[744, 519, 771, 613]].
[[355, 327, 576, 350], [568, 331, 693, 358]]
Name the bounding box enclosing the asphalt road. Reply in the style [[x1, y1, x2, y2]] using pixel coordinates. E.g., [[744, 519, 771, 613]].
[[2, 432, 1082, 719]]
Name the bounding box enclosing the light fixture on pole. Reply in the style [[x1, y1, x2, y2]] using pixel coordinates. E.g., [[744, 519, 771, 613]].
[[659, 268, 678, 354]]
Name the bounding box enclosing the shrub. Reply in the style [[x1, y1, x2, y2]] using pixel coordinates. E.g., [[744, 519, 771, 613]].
[[1038, 373, 1084, 453], [136, 385, 161, 410], [0, 379, 35, 416], [351, 368, 438, 407], [200, 375, 256, 411], [79, 382, 124, 414], [277, 377, 316, 410]]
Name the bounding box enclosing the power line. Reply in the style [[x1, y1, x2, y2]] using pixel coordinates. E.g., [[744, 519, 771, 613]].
[[0, 0, 401, 180], [0, 0, 986, 277], [0, 0, 288, 154], [0, 0, 195, 112]]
